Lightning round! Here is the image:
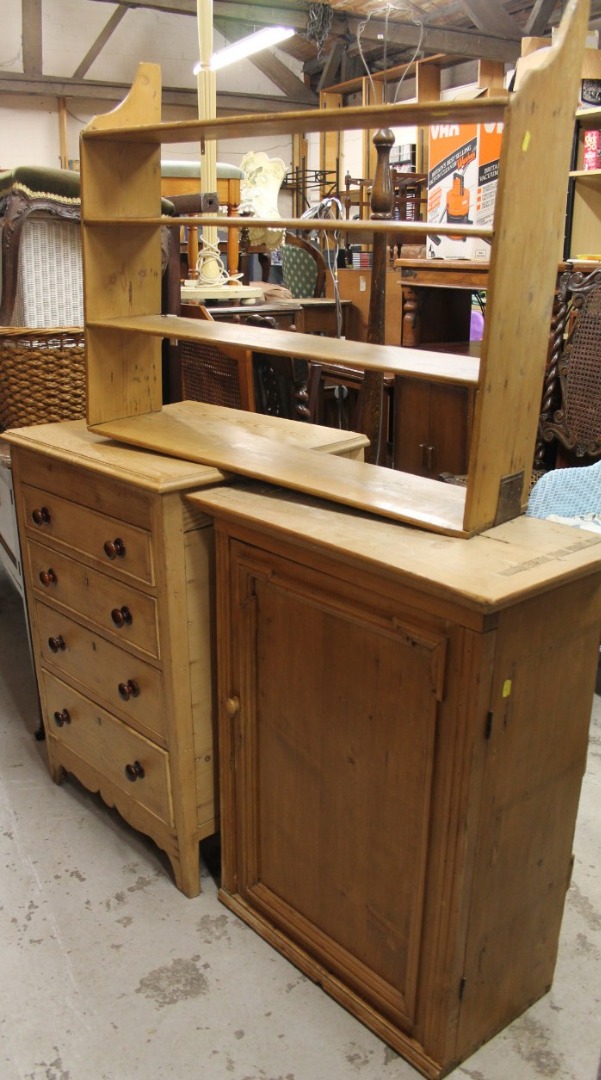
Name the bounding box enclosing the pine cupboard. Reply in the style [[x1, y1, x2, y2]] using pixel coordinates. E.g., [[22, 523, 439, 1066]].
[[190, 481, 601, 1079]]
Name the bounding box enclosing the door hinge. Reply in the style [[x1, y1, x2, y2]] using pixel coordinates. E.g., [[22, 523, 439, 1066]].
[[485, 710, 494, 739], [459, 976, 467, 1000]]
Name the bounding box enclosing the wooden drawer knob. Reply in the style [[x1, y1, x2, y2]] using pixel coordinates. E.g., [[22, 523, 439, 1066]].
[[53, 709, 71, 727], [118, 679, 140, 701], [124, 760, 145, 782], [39, 568, 57, 587], [111, 606, 133, 628], [224, 696, 240, 718], [32, 506, 51, 526], [48, 635, 66, 653], [104, 538, 126, 560]]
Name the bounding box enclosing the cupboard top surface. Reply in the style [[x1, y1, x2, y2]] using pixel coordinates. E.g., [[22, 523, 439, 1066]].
[[188, 483, 601, 612]]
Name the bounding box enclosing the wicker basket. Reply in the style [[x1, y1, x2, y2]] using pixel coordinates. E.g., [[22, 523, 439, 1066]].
[[0, 327, 86, 430]]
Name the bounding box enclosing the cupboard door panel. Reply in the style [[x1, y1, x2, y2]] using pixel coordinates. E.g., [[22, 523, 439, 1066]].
[[394, 379, 471, 478], [232, 553, 447, 1028]]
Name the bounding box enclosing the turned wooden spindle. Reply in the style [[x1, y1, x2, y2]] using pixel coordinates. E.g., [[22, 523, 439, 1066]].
[[360, 128, 395, 465]]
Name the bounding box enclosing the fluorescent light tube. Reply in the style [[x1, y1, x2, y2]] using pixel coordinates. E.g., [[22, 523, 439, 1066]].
[[194, 26, 295, 74]]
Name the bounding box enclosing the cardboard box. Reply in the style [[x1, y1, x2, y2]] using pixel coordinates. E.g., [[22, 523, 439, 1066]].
[[426, 120, 503, 261]]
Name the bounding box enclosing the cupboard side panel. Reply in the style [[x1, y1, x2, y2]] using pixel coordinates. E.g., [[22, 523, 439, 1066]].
[[454, 574, 601, 1062]]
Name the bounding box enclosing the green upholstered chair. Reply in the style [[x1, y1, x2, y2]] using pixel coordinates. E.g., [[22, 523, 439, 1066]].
[[0, 166, 177, 327], [281, 232, 326, 299]]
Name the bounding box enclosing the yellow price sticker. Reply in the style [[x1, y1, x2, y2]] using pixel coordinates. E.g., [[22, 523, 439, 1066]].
[[502, 679, 512, 698]]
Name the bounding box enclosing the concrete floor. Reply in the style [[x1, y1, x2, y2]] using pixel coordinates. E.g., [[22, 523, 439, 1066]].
[[0, 562, 599, 1080]]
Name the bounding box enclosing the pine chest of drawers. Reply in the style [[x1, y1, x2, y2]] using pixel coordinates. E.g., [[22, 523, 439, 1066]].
[[5, 406, 367, 896]]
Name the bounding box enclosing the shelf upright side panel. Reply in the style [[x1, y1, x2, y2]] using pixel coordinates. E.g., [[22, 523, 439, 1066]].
[[462, 0, 590, 536], [80, 62, 164, 427]]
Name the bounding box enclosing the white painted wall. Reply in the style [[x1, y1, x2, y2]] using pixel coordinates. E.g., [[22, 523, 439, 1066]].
[[0, 0, 301, 174]]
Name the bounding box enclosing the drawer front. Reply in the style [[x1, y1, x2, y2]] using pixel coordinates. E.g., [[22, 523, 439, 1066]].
[[36, 602, 166, 743], [42, 671, 173, 826], [21, 484, 154, 585], [28, 539, 160, 657]]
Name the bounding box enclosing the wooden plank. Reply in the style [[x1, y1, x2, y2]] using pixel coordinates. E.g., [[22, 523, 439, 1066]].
[[2, 405, 368, 491], [83, 215, 495, 240], [88, 406, 469, 536], [462, 0, 590, 534], [86, 314, 481, 385], [83, 94, 509, 143]]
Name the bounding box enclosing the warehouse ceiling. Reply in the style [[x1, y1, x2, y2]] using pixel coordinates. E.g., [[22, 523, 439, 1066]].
[[6, 0, 601, 112]]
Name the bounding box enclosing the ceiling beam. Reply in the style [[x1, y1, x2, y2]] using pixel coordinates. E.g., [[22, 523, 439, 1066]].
[[317, 41, 345, 92], [213, 18, 317, 104], [22, 0, 43, 75], [525, 0, 558, 36], [73, 5, 129, 79], [346, 16, 522, 63], [89, 0, 313, 31], [0, 71, 317, 113], [455, 0, 522, 37]]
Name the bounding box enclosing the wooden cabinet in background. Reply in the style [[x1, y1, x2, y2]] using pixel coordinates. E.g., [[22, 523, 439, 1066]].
[[326, 267, 403, 344], [393, 377, 474, 477]]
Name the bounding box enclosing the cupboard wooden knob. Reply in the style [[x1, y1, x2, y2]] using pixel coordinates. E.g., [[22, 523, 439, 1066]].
[[32, 506, 51, 526], [39, 568, 57, 587], [124, 760, 145, 782], [118, 679, 140, 701], [104, 538, 126, 559], [53, 709, 71, 727], [224, 696, 240, 718], [48, 635, 66, 653], [111, 606, 133, 628]]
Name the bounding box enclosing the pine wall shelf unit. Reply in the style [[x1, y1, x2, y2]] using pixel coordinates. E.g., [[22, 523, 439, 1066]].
[[80, 0, 586, 541]]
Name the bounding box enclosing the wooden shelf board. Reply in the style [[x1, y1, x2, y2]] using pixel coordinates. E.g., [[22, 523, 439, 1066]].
[[569, 169, 601, 178], [575, 106, 601, 122], [86, 315, 480, 386], [83, 97, 509, 144], [89, 405, 468, 537], [83, 215, 495, 240]]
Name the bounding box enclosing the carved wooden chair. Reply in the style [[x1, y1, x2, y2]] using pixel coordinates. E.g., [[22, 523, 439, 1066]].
[[536, 263, 601, 470], [177, 306, 314, 423], [249, 313, 313, 422], [177, 305, 256, 411]]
